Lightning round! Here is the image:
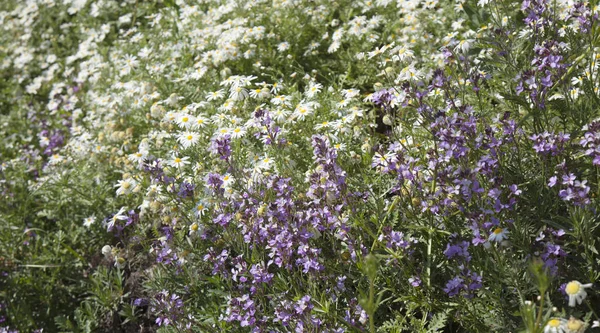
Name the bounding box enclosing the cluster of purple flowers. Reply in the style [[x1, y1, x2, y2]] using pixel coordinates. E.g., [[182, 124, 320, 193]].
[[535, 228, 566, 276], [530, 132, 570, 156], [197, 134, 376, 332], [177, 181, 195, 199], [378, 227, 417, 253], [252, 109, 286, 145], [580, 120, 600, 165], [150, 290, 191, 329], [443, 272, 483, 298], [548, 163, 590, 206], [273, 295, 318, 330], [143, 160, 174, 185], [371, 88, 396, 111], [517, 1, 571, 109], [40, 130, 65, 156], [209, 134, 232, 160], [443, 238, 482, 298]]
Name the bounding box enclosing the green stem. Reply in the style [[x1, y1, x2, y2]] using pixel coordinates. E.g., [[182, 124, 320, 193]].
[[369, 278, 375, 333]]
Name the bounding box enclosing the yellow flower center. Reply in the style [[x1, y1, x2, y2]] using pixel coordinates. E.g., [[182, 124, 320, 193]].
[[191, 223, 199, 231], [175, 158, 182, 163], [565, 281, 580, 295], [122, 182, 131, 189], [197, 205, 204, 211], [548, 319, 560, 327], [182, 117, 188, 122], [234, 128, 241, 133], [187, 135, 193, 140], [493, 228, 503, 234]]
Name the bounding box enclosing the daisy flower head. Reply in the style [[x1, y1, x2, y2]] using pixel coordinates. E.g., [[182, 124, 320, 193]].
[[206, 89, 225, 101], [194, 200, 209, 218], [249, 87, 271, 100], [256, 155, 274, 170], [177, 131, 200, 149], [115, 178, 138, 196], [292, 102, 314, 120], [193, 114, 209, 129], [271, 94, 292, 107], [83, 216, 96, 227], [222, 173, 234, 188], [230, 126, 247, 139], [168, 155, 190, 168], [565, 280, 593, 307], [176, 113, 195, 129], [277, 41, 290, 52], [305, 82, 323, 99], [270, 82, 282, 94], [189, 222, 203, 237], [105, 207, 128, 231], [49, 154, 64, 165], [229, 86, 249, 101], [128, 150, 148, 164], [544, 318, 567, 333], [488, 227, 508, 243]]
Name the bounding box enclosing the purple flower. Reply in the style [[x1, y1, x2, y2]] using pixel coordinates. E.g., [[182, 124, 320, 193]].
[[177, 181, 195, 199], [409, 276, 422, 287], [529, 132, 570, 156], [209, 134, 232, 160], [444, 241, 471, 262], [444, 277, 464, 297]]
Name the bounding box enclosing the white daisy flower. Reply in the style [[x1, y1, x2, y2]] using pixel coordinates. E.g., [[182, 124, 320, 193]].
[[293, 102, 314, 120], [257, 156, 274, 170], [230, 126, 246, 139], [189, 222, 203, 237], [488, 227, 508, 243], [168, 156, 190, 168], [214, 127, 230, 137], [270, 82, 282, 94], [229, 86, 249, 101], [277, 41, 290, 52], [115, 178, 138, 196], [222, 174, 234, 188], [206, 89, 225, 101], [305, 82, 323, 99], [177, 131, 200, 149], [176, 114, 195, 129], [128, 151, 147, 164], [544, 318, 567, 333], [565, 280, 593, 307], [193, 115, 209, 129], [271, 94, 292, 107], [83, 216, 96, 227], [106, 207, 128, 231], [194, 200, 209, 218], [49, 154, 64, 165]]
